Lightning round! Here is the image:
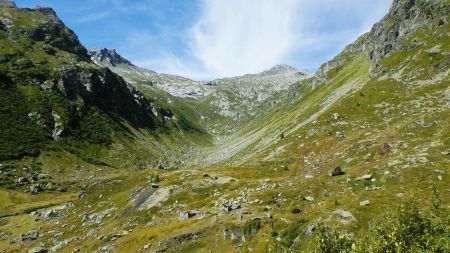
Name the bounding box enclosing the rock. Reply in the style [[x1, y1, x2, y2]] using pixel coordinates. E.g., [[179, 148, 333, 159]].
[[28, 246, 47, 253], [356, 174, 372, 181], [98, 194, 104, 199], [304, 196, 314, 202], [335, 132, 345, 138], [78, 191, 86, 199], [332, 209, 356, 224], [18, 177, 28, 183], [43, 209, 60, 219], [202, 173, 209, 177], [37, 173, 49, 179], [179, 210, 197, 221], [45, 182, 54, 190], [19, 230, 39, 242], [151, 183, 159, 189], [360, 200, 370, 206], [221, 202, 241, 212], [329, 166, 344, 176], [305, 225, 316, 236], [30, 184, 42, 194]]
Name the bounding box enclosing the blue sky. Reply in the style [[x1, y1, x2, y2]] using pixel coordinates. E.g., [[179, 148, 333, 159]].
[[15, 0, 392, 80]]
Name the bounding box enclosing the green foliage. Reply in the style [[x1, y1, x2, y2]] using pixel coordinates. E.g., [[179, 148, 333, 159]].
[[76, 108, 112, 145], [316, 225, 354, 253], [0, 84, 46, 160], [281, 220, 306, 248], [241, 219, 262, 236], [315, 201, 450, 253]]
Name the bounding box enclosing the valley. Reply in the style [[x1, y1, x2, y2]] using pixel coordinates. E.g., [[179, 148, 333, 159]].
[[0, 0, 449, 252]]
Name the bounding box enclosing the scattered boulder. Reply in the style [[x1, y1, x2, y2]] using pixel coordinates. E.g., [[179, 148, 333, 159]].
[[332, 209, 356, 224], [179, 210, 197, 221], [78, 191, 87, 199], [19, 230, 39, 242], [329, 166, 345, 176], [305, 225, 316, 236], [18, 177, 28, 183], [45, 182, 54, 190], [356, 174, 372, 181], [37, 173, 49, 179], [30, 184, 42, 194], [360, 200, 370, 206], [335, 132, 345, 138], [221, 202, 241, 212], [28, 246, 47, 253], [303, 196, 314, 202]]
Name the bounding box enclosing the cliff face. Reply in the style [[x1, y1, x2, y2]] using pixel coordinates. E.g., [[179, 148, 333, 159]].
[[316, 0, 449, 78]]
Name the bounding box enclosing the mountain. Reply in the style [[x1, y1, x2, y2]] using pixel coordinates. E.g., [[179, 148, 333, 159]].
[[0, 0, 449, 252], [89, 48, 311, 135], [0, 2, 209, 169]]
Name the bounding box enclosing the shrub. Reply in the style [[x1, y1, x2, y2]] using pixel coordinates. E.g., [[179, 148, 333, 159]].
[[314, 199, 449, 253]]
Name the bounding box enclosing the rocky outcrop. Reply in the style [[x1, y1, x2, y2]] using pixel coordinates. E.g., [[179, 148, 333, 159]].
[[0, 0, 15, 7], [88, 48, 133, 67], [316, 0, 450, 78]]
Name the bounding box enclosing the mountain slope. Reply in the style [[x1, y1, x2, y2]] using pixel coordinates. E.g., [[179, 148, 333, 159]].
[[90, 49, 311, 138], [0, 2, 211, 181]]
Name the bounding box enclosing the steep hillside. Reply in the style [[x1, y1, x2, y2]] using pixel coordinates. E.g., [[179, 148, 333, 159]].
[[0, 0, 448, 252], [0, 0, 210, 197]]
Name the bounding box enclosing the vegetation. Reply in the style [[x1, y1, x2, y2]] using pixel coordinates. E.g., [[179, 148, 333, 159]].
[[315, 199, 449, 253]]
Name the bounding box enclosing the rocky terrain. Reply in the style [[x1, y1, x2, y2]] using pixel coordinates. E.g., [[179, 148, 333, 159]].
[[0, 0, 449, 252]]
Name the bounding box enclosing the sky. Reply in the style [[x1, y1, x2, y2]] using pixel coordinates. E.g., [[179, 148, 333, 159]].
[[14, 0, 392, 80]]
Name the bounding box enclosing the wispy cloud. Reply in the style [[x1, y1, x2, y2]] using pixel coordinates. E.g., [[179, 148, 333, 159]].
[[190, 0, 300, 78], [186, 0, 391, 78]]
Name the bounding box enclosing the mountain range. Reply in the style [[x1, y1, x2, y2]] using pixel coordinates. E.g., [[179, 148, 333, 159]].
[[0, 0, 449, 252]]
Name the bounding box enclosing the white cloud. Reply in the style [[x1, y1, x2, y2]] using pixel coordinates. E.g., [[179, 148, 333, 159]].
[[188, 0, 392, 78], [190, 0, 300, 78]]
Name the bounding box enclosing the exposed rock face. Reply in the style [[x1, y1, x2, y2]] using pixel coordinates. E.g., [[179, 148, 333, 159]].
[[316, 0, 450, 78], [88, 48, 133, 67], [0, 0, 15, 7]]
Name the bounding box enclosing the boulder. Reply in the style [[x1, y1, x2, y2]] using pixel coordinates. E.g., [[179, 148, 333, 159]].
[[28, 246, 47, 253], [303, 196, 314, 202], [360, 200, 370, 206], [332, 209, 356, 224], [179, 210, 197, 221], [305, 225, 316, 236], [78, 191, 87, 198], [19, 230, 39, 242], [30, 184, 42, 194], [37, 173, 49, 179], [356, 174, 372, 181], [329, 166, 344, 176]]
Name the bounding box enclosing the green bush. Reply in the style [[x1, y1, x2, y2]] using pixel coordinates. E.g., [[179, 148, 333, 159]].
[[282, 220, 306, 248], [241, 219, 262, 236], [315, 199, 449, 253]]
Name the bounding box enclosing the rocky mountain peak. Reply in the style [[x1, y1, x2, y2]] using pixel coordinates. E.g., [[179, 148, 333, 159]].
[[260, 64, 298, 76], [0, 0, 15, 7], [88, 48, 133, 67]]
